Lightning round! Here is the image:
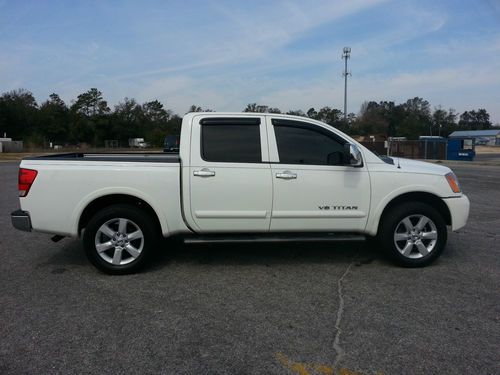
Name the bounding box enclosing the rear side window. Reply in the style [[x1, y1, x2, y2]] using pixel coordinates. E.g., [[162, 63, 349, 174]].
[[273, 120, 346, 165], [201, 119, 261, 163]]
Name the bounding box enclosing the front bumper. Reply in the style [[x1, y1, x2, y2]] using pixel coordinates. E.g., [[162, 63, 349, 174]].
[[11, 210, 32, 232], [443, 195, 470, 231]]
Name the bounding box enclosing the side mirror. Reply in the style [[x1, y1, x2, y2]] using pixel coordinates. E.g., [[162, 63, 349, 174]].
[[343, 143, 363, 167]]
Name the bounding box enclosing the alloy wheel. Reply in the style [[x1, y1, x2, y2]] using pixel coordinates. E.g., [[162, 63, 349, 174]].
[[393, 214, 438, 259], [94, 218, 144, 265]]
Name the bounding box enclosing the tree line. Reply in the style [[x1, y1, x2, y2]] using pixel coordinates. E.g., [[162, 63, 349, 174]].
[[244, 98, 494, 139], [0, 88, 495, 148]]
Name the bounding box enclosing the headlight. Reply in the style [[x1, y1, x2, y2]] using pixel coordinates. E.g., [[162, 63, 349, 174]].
[[445, 172, 461, 193]]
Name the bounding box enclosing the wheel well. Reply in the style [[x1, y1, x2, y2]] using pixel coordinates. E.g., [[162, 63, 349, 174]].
[[379, 192, 452, 229], [78, 194, 162, 236]]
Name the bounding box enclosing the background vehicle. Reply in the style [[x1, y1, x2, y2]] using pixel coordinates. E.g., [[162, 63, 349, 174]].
[[128, 138, 148, 148], [163, 135, 180, 152], [11, 113, 469, 274]]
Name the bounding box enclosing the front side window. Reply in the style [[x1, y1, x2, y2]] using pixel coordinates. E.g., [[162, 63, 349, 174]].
[[201, 118, 261, 163], [273, 120, 346, 165]]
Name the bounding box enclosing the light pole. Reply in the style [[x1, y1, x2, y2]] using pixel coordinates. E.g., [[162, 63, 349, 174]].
[[342, 47, 351, 122]]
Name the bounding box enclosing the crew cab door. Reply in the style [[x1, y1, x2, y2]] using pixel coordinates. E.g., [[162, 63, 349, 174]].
[[186, 115, 272, 232], [266, 117, 370, 232]]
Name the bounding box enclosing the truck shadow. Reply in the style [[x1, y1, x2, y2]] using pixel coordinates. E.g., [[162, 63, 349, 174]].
[[149, 239, 388, 270], [43, 238, 389, 274], [38, 240, 88, 269]]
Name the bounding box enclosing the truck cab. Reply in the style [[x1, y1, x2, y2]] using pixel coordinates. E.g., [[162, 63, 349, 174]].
[[180, 114, 371, 233]]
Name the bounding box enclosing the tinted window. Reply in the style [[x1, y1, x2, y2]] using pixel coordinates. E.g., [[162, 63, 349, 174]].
[[274, 123, 345, 165], [202, 123, 261, 163]]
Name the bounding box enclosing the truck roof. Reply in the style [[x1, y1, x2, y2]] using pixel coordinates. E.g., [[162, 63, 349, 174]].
[[183, 112, 329, 126]]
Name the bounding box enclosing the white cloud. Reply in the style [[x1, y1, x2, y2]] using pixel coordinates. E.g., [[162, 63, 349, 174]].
[[103, 0, 389, 81]]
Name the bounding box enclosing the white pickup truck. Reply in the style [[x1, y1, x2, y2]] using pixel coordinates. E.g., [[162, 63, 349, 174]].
[[11, 113, 469, 274]]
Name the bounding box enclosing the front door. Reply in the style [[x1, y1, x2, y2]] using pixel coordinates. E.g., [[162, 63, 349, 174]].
[[267, 117, 370, 232], [187, 115, 272, 232]]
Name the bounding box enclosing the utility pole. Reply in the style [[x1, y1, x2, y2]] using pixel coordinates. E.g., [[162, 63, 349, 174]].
[[342, 47, 351, 123]]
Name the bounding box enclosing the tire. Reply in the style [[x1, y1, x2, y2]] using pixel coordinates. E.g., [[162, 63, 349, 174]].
[[83, 204, 159, 274], [377, 202, 447, 267]]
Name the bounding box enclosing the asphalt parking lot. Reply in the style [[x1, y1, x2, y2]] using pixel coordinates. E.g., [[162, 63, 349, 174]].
[[0, 161, 499, 374]]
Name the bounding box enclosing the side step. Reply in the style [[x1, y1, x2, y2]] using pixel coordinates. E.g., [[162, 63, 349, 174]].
[[183, 233, 365, 244]]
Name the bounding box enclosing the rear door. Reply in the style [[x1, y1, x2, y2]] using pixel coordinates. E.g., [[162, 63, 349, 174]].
[[187, 115, 272, 232], [267, 117, 371, 232]]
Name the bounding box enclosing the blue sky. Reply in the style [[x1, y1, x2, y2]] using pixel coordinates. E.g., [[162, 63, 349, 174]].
[[1, 0, 499, 123]]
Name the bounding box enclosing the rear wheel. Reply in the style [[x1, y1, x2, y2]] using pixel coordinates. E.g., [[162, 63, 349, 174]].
[[83, 204, 159, 274], [378, 202, 447, 267]]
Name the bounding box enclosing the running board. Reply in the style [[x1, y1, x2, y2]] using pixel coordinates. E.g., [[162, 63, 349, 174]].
[[183, 233, 365, 244]]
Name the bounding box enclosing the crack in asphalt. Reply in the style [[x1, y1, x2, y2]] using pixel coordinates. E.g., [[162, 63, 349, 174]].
[[333, 258, 355, 369]]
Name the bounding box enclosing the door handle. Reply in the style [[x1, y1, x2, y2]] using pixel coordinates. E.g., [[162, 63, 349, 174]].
[[193, 168, 216, 177], [276, 171, 297, 180]]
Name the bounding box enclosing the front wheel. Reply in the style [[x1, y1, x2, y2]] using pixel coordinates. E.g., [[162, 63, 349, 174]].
[[83, 204, 159, 274], [378, 202, 447, 267]]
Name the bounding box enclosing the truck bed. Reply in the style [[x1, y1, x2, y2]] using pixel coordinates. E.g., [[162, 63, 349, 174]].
[[24, 152, 180, 163], [19, 152, 184, 237]]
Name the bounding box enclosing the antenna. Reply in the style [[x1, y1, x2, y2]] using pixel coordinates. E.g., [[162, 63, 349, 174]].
[[342, 47, 351, 123]]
